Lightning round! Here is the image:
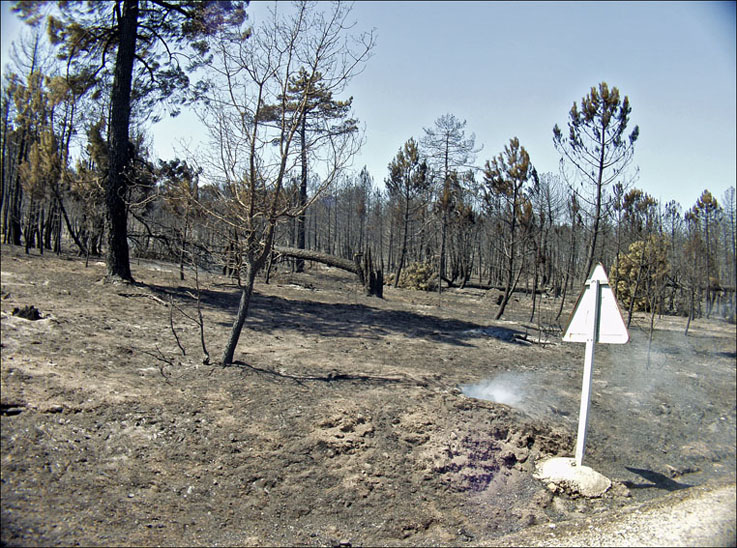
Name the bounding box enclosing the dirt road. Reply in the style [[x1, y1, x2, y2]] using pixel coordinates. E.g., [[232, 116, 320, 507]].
[[497, 481, 736, 546]]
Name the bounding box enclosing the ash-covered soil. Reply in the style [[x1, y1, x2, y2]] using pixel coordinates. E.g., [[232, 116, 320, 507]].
[[1, 244, 735, 546]]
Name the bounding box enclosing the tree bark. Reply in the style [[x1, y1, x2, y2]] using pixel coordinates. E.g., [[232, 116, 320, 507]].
[[274, 246, 383, 297], [221, 263, 257, 365], [495, 187, 520, 320], [496, 257, 524, 320], [8, 137, 26, 246], [585, 133, 607, 276], [275, 245, 359, 274], [52, 187, 87, 255], [394, 197, 410, 288], [529, 243, 540, 323], [438, 209, 447, 297], [105, 0, 138, 282], [296, 114, 307, 272]]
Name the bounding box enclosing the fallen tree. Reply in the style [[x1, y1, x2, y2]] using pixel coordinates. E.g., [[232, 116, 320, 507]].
[[274, 246, 383, 298]]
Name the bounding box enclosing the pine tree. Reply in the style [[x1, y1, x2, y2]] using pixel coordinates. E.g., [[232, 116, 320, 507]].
[[553, 82, 639, 276], [386, 138, 430, 287], [281, 69, 357, 271], [15, 0, 247, 281], [689, 190, 722, 317], [482, 137, 537, 319], [420, 114, 480, 294]]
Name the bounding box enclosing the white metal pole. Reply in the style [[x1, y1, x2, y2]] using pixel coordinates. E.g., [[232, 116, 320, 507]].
[[575, 279, 600, 466]]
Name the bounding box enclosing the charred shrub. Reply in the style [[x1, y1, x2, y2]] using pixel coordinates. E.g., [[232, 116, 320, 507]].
[[12, 305, 42, 321]]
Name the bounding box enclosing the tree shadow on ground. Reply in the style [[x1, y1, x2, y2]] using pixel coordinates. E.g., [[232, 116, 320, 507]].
[[623, 466, 693, 491], [143, 282, 235, 309], [230, 360, 426, 387], [145, 283, 524, 347]]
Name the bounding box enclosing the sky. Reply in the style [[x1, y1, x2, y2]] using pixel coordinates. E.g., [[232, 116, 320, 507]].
[[2, 1, 735, 210]]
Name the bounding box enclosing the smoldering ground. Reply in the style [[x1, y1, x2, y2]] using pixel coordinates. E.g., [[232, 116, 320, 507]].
[[459, 321, 736, 491], [460, 372, 574, 423], [1, 246, 734, 546]]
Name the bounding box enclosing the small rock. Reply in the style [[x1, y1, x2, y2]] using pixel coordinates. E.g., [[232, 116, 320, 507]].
[[457, 527, 475, 542], [609, 481, 632, 498], [532, 489, 553, 508]]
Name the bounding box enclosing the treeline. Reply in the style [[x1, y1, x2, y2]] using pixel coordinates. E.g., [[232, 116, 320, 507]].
[[1, 2, 735, 357]]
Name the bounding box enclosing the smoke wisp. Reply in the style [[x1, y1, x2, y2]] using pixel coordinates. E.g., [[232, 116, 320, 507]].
[[460, 373, 526, 407]]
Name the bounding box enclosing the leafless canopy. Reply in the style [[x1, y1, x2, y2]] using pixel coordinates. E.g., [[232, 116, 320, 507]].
[[192, 1, 375, 271]]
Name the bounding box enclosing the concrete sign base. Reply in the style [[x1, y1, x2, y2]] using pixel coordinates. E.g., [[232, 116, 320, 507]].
[[534, 457, 611, 498]]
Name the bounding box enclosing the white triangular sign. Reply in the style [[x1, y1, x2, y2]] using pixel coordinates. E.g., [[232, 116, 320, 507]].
[[563, 264, 629, 344]]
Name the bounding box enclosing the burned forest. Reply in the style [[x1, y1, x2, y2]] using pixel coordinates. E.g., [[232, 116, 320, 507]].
[[2, 1, 735, 546]]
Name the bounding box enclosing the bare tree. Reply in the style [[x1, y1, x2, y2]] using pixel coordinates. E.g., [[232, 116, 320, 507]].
[[721, 187, 736, 321], [420, 114, 480, 294], [528, 172, 563, 322], [193, 1, 374, 365]]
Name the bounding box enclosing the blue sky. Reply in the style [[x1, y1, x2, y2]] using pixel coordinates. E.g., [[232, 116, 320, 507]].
[[2, 1, 735, 210]]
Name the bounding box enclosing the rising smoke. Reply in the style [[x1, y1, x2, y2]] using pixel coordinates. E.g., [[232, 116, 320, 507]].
[[460, 371, 573, 422], [460, 373, 526, 408]]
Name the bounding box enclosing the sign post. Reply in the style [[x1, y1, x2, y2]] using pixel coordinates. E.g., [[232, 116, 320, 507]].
[[563, 263, 629, 466]]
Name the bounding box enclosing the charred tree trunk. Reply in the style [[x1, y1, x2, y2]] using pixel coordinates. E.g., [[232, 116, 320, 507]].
[[104, 0, 138, 282], [394, 199, 410, 288], [684, 286, 695, 336], [355, 249, 383, 298], [626, 250, 646, 328], [529, 248, 540, 323], [275, 245, 383, 297], [8, 153, 24, 246], [438, 210, 447, 297], [495, 235, 517, 319], [296, 115, 307, 272], [221, 262, 257, 365], [496, 260, 525, 320], [53, 187, 87, 255], [24, 199, 36, 254], [585, 143, 606, 276], [178, 209, 189, 281], [556, 221, 578, 322]]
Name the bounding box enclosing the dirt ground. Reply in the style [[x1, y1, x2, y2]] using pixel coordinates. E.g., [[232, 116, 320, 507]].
[[1, 243, 735, 547]]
